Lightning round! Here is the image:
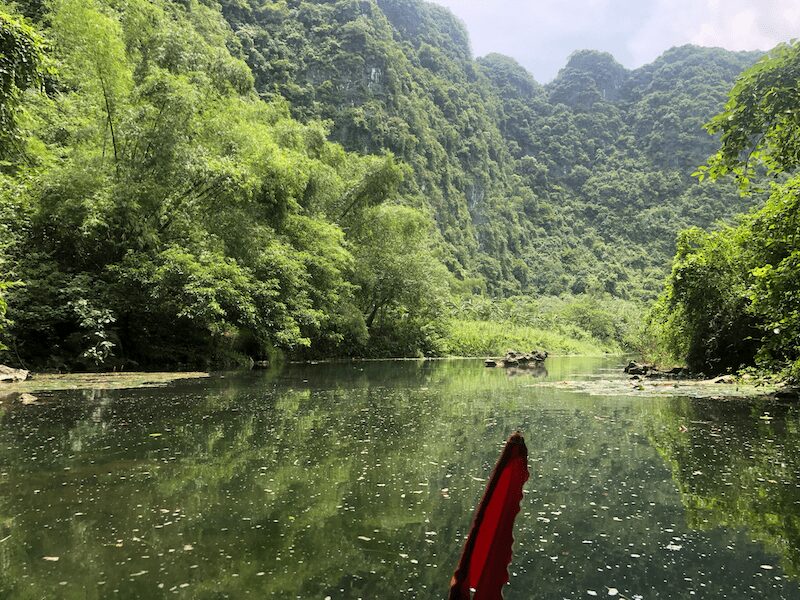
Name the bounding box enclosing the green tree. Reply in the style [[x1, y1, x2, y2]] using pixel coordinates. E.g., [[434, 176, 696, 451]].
[[654, 225, 761, 373], [48, 0, 132, 165], [699, 41, 800, 188], [352, 204, 450, 356], [654, 40, 800, 378], [0, 280, 10, 350], [0, 9, 47, 350], [0, 9, 46, 158]]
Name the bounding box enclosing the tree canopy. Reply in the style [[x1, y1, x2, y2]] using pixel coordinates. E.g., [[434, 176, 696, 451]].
[[0, 0, 455, 368], [0, 9, 46, 157], [700, 41, 800, 188], [653, 40, 800, 379]]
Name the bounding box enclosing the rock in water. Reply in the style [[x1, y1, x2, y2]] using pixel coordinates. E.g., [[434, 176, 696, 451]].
[[0, 364, 30, 383], [504, 349, 547, 365], [624, 361, 654, 375], [530, 350, 548, 362], [485, 350, 548, 368], [666, 366, 690, 377], [19, 393, 38, 405]]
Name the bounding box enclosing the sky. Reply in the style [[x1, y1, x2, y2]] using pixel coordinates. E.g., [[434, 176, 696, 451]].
[[429, 0, 800, 82]]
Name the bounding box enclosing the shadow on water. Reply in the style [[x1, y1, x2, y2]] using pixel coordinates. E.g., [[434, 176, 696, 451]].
[[0, 357, 799, 598]]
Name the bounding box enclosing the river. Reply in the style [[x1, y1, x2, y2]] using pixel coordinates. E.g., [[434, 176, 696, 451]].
[[1, 357, 799, 598]]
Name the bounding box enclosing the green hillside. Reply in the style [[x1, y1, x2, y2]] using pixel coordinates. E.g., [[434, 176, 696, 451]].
[[219, 0, 760, 298], [0, 0, 780, 368]]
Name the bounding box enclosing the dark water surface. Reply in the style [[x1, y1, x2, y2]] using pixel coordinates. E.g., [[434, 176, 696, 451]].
[[2, 357, 800, 599]]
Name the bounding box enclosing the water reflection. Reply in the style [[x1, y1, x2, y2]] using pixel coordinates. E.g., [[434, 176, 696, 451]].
[[648, 397, 800, 580], [503, 364, 548, 379], [0, 358, 798, 598]]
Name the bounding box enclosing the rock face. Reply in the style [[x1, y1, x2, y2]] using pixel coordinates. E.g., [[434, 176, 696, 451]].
[[0, 364, 30, 383], [485, 350, 548, 368]]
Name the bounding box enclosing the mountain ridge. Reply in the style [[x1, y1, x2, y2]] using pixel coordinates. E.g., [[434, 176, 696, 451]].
[[218, 0, 761, 298]]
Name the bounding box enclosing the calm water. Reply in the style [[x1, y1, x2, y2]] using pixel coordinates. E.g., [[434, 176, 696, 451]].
[[2, 357, 800, 599]]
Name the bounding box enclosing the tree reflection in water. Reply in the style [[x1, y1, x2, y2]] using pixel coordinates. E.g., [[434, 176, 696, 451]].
[[1, 358, 799, 598], [649, 397, 800, 580]]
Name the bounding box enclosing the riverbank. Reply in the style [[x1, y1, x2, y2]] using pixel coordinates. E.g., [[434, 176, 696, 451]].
[[0, 371, 209, 398], [533, 374, 797, 400], [2, 359, 796, 403]]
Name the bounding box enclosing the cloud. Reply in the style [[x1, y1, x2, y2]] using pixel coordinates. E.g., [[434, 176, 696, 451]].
[[624, 0, 799, 64], [430, 0, 799, 82], [432, 0, 650, 81], [689, 0, 800, 50]]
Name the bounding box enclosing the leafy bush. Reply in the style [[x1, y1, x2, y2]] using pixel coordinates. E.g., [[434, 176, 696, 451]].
[[654, 41, 800, 378]]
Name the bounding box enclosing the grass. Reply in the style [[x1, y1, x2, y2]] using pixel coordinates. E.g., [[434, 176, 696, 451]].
[[444, 319, 617, 357]]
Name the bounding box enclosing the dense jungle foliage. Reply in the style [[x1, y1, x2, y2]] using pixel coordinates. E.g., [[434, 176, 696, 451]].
[[0, 0, 785, 369], [651, 40, 800, 380], [0, 0, 453, 367], [217, 0, 760, 299]]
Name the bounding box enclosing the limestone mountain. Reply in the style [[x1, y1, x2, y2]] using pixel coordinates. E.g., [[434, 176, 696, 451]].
[[219, 0, 760, 298]]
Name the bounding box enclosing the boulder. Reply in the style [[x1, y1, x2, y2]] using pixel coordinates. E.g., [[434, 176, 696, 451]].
[[624, 361, 654, 376], [645, 368, 673, 379], [639, 365, 689, 379], [667, 366, 689, 376], [502, 349, 547, 365], [530, 350, 548, 362], [485, 349, 548, 369], [0, 364, 30, 383]]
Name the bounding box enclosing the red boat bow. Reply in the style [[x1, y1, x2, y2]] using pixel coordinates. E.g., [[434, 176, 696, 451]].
[[449, 432, 529, 600]]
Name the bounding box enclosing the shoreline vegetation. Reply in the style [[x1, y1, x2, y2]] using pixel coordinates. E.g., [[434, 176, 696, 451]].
[[0, 359, 793, 402], [0, 288, 642, 376], [646, 40, 800, 384], [445, 319, 613, 357], [442, 293, 643, 358]]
